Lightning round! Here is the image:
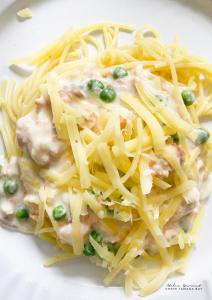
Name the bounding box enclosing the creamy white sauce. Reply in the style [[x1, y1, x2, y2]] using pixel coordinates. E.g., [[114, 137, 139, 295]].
[[59, 64, 138, 130], [0, 156, 36, 233], [58, 63, 182, 133], [183, 186, 200, 204], [58, 222, 91, 245], [51, 192, 72, 221], [58, 213, 96, 245]]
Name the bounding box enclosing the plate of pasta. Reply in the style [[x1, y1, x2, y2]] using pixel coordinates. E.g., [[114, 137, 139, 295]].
[[0, 0, 212, 300]]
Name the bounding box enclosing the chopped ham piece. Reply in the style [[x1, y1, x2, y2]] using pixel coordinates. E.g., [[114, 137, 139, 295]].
[[150, 158, 172, 177], [16, 106, 64, 166]]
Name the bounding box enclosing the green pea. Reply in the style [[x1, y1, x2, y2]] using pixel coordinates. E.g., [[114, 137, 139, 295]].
[[87, 79, 104, 93], [87, 187, 96, 196], [52, 205, 66, 221], [16, 207, 29, 220], [100, 87, 116, 103], [90, 230, 103, 243], [195, 128, 210, 145], [83, 242, 96, 256], [181, 90, 195, 106], [155, 94, 165, 102], [171, 133, 179, 144], [3, 179, 18, 195], [107, 242, 119, 254], [112, 67, 128, 79]]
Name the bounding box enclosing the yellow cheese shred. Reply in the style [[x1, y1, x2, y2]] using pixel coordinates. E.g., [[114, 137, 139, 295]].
[[65, 115, 91, 188], [69, 192, 84, 255]]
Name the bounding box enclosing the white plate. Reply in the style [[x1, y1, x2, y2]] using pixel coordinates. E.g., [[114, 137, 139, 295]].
[[0, 0, 212, 299]]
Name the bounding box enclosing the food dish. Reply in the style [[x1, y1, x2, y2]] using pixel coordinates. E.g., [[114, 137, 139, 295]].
[[0, 22, 211, 297]]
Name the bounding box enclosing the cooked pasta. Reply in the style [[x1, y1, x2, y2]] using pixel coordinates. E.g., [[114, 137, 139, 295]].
[[0, 23, 211, 297]]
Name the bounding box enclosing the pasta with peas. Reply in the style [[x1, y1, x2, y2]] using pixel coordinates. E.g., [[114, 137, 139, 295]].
[[0, 23, 211, 297]]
